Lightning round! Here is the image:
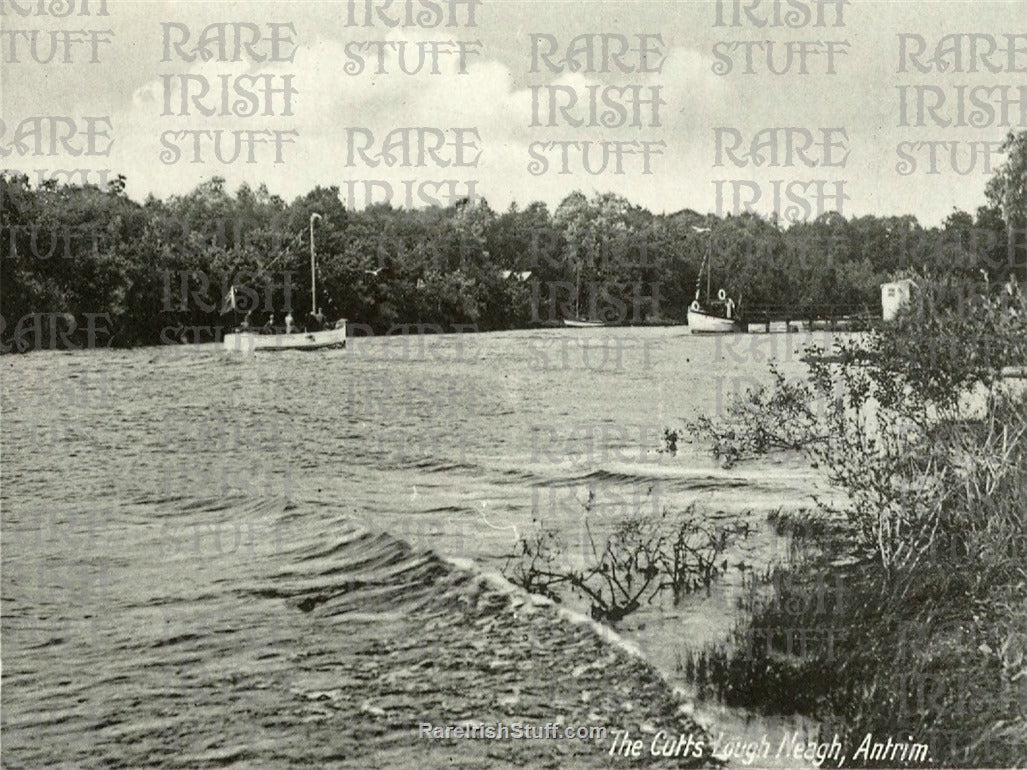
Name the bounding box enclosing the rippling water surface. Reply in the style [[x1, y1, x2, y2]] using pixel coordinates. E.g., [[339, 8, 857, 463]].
[[2, 328, 843, 767]]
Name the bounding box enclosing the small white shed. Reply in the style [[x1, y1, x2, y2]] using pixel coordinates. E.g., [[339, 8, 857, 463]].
[[881, 278, 916, 321]]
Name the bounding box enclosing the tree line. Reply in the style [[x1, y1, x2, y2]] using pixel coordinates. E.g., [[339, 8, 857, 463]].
[[2, 131, 1024, 351]]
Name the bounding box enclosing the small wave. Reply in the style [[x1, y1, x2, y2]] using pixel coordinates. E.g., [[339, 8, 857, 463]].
[[523, 465, 808, 499], [536, 467, 740, 490], [405, 458, 481, 474]]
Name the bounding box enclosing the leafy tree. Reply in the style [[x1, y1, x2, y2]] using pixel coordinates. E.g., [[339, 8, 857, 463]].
[[985, 130, 1027, 231], [3, 131, 1024, 350]]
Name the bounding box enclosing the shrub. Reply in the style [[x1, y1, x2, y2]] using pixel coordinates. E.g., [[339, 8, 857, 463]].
[[689, 278, 1027, 579], [503, 498, 748, 625], [682, 277, 1027, 766]]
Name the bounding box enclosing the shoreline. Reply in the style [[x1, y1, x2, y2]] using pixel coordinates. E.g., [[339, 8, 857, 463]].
[[302, 533, 719, 769]]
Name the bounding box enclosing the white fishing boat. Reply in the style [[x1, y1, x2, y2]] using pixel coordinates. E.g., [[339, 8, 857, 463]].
[[687, 304, 736, 333], [223, 213, 347, 353], [563, 318, 606, 328], [687, 224, 738, 334]]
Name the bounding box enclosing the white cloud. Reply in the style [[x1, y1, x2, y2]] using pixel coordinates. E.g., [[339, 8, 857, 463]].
[[4, 1, 1019, 226]]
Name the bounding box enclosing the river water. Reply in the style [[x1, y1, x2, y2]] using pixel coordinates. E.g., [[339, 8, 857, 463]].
[[1, 327, 843, 767]]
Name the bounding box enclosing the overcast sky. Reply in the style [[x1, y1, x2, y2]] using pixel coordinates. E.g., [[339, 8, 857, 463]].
[[2, 0, 1024, 225]]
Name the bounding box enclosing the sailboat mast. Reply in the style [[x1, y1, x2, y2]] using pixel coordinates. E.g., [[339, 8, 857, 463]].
[[575, 260, 581, 318], [310, 213, 322, 316], [691, 224, 713, 304], [706, 229, 712, 302]]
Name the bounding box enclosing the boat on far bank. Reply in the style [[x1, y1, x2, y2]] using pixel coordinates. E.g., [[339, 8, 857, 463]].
[[223, 321, 348, 353], [562, 260, 609, 328], [687, 302, 737, 333], [223, 213, 347, 354], [687, 224, 739, 334]]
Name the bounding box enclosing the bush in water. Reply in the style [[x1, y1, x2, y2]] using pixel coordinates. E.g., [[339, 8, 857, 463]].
[[503, 495, 749, 625]]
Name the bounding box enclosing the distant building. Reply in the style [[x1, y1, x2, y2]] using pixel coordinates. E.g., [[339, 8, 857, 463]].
[[881, 278, 916, 321], [499, 270, 533, 281]]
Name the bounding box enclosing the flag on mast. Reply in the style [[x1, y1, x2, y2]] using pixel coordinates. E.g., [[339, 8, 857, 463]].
[[220, 285, 237, 314]]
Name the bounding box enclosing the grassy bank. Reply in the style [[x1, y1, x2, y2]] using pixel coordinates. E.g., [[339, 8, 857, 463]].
[[682, 280, 1027, 767], [687, 494, 1026, 766]]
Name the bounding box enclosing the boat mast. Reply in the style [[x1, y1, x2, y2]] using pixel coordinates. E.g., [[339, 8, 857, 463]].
[[575, 259, 581, 318], [706, 226, 712, 303], [310, 212, 322, 316], [692, 224, 711, 303], [693, 256, 704, 302]]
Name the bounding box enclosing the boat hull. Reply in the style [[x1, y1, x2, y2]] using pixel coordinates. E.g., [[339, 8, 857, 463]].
[[563, 319, 606, 328], [687, 307, 737, 334], [223, 322, 348, 353]]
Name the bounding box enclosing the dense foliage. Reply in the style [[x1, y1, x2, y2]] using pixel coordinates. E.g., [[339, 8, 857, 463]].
[[3, 131, 1024, 350], [689, 376, 1027, 766], [684, 261, 1027, 764], [691, 277, 1026, 572]]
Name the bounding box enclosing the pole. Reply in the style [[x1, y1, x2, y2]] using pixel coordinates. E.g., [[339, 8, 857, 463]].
[[706, 228, 712, 303], [310, 213, 322, 316], [575, 261, 581, 318]]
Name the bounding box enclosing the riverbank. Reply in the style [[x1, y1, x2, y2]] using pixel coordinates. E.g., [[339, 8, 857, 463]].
[[680, 283, 1027, 768], [688, 509, 1027, 767]]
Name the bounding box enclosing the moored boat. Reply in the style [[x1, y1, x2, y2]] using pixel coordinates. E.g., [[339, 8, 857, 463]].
[[687, 305, 736, 333], [688, 223, 739, 334], [561, 256, 609, 328]]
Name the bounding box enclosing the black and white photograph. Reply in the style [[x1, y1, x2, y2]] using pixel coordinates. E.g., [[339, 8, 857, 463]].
[[2, 0, 1026, 766]]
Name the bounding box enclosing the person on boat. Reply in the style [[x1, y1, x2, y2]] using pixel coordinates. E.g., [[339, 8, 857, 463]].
[[263, 313, 275, 334], [238, 310, 252, 332], [308, 309, 326, 331], [285, 312, 295, 334]]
